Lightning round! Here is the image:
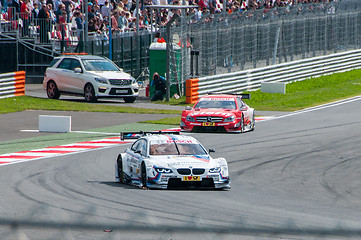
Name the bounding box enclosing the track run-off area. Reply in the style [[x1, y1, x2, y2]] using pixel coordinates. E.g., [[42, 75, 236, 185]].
[[1, 96, 361, 240]]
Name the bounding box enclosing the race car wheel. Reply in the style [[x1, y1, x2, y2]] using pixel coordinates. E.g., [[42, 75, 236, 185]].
[[84, 84, 97, 102], [240, 114, 244, 133], [117, 154, 124, 183], [46, 81, 60, 99], [141, 162, 148, 188], [251, 111, 255, 131]]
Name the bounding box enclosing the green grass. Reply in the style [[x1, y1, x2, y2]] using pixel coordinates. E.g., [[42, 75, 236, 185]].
[[1, 69, 361, 123], [244, 69, 361, 111], [144, 69, 361, 125], [140, 116, 181, 125], [150, 69, 361, 112], [0, 123, 177, 155], [0, 96, 181, 114]]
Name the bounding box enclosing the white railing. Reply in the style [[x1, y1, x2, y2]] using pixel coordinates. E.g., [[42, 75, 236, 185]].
[[186, 49, 361, 103]]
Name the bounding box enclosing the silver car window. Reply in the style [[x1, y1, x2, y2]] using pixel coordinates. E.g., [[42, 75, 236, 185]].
[[82, 59, 119, 71]]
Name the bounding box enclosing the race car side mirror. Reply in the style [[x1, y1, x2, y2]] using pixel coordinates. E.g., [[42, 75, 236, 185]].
[[209, 148, 215, 153], [185, 106, 192, 110]]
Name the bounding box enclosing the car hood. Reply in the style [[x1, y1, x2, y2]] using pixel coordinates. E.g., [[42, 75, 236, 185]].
[[188, 109, 235, 118], [88, 71, 132, 79], [151, 155, 217, 168]]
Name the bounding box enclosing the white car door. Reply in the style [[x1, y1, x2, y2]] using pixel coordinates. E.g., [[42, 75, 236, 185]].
[[65, 59, 87, 94], [55, 58, 86, 94]]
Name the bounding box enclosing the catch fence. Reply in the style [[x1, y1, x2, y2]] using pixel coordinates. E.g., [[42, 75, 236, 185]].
[[168, 1, 361, 95]]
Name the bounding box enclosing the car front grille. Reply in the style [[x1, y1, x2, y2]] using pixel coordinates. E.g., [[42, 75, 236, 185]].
[[177, 168, 205, 175], [177, 168, 191, 175], [196, 116, 223, 122], [192, 168, 205, 175], [109, 79, 132, 86]]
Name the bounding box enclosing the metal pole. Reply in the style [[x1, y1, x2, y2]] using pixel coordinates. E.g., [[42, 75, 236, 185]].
[[84, 0, 88, 53], [136, 0, 139, 35], [166, 14, 179, 101], [272, 23, 281, 65], [109, 6, 112, 59]]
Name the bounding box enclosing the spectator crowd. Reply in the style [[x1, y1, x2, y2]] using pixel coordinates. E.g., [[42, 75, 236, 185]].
[[0, 0, 340, 44]]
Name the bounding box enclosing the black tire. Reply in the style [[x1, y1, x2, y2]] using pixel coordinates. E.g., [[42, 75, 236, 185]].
[[240, 114, 244, 133], [124, 97, 136, 103], [117, 154, 124, 183], [46, 81, 60, 99], [84, 84, 97, 102], [141, 162, 148, 188], [251, 111, 255, 131]]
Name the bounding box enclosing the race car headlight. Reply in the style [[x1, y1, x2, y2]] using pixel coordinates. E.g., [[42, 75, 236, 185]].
[[186, 115, 196, 122], [95, 78, 108, 84], [209, 167, 221, 173], [154, 167, 173, 174], [223, 115, 235, 122]]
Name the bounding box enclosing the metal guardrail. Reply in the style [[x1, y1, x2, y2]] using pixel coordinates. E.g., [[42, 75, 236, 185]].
[[0, 71, 25, 99], [185, 49, 361, 103]]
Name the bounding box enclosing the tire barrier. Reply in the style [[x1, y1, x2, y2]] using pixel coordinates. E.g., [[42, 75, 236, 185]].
[[185, 78, 199, 104], [0, 71, 26, 99], [185, 49, 361, 104]]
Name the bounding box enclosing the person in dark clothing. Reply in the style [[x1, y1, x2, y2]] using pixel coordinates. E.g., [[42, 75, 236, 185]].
[[151, 72, 166, 101], [38, 4, 50, 43]]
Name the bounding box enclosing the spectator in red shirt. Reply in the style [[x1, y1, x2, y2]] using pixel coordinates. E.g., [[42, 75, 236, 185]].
[[20, 0, 30, 36]]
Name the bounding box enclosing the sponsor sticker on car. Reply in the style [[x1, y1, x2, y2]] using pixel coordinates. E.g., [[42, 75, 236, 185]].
[[202, 122, 215, 126], [182, 176, 201, 181]]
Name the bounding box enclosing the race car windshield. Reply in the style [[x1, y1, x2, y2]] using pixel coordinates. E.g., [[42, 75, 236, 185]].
[[194, 100, 236, 110], [82, 59, 120, 71], [149, 143, 207, 156]]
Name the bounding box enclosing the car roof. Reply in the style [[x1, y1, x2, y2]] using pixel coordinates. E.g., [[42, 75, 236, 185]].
[[54, 54, 106, 61], [201, 94, 238, 99]]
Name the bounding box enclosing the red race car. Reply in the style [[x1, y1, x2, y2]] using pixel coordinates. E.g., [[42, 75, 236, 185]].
[[180, 94, 255, 133]]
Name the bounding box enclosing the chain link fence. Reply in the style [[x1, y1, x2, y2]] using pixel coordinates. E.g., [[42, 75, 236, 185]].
[[167, 1, 361, 95]]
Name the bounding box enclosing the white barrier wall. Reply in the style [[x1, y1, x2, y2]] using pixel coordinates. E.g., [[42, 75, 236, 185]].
[[39, 115, 72, 133], [196, 49, 361, 97], [261, 82, 286, 94]]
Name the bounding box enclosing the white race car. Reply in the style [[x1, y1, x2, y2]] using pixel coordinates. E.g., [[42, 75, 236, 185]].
[[115, 132, 231, 189]]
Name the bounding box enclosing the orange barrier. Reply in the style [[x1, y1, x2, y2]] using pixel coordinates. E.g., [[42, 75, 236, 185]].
[[0, 71, 26, 99], [185, 78, 199, 104]]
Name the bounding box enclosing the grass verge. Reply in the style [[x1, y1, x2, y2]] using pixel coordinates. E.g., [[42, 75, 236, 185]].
[[0, 96, 181, 115], [0, 123, 176, 155]]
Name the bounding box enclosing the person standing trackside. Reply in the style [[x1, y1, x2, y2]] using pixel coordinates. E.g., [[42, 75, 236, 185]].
[[151, 72, 166, 101], [74, 11, 84, 52]]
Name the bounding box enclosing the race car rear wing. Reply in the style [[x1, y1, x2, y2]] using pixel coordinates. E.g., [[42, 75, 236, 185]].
[[121, 131, 180, 141], [207, 92, 251, 99]]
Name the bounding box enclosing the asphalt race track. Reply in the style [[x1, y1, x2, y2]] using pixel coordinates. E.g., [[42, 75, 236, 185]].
[[1, 97, 361, 240]]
